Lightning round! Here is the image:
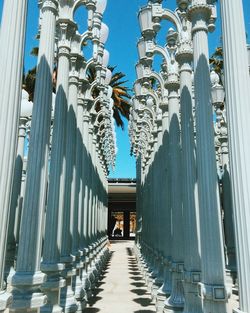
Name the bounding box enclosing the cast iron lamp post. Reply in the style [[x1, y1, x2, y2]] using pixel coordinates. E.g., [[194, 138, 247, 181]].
[[5, 90, 33, 281], [8, 1, 59, 312], [211, 72, 237, 285], [0, 0, 28, 310], [220, 1, 250, 312]]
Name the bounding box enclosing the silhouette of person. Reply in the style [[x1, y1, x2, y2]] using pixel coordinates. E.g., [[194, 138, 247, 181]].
[[110, 215, 117, 236], [114, 227, 122, 237]]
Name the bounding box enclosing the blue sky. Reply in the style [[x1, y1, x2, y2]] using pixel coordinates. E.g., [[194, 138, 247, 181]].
[[1, 0, 250, 178]]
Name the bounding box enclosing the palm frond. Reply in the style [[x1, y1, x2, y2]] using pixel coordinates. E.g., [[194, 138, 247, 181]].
[[30, 47, 39, 57], [209, 46, 224, 83]]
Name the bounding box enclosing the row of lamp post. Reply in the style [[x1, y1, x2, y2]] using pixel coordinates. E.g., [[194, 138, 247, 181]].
[[130, 1, 250, 313], [0, 0, 117, 312]]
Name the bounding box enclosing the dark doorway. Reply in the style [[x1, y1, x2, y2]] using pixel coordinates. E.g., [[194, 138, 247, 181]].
[[108, 178, 136, 241], [108, 208, 136, 240]]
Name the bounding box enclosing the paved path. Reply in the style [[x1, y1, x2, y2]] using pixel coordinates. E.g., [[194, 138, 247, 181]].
[[83, 241, 155, 313]]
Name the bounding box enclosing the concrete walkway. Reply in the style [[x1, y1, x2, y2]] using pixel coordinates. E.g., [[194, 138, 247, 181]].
[[83, 241, 155, 313]]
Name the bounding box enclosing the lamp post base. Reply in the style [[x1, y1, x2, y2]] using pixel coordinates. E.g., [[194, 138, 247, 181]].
[[8, 271, 47, 313], [0, 290, 12, 313]]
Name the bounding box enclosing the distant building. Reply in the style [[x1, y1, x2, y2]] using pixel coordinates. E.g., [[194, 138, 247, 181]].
[[108, 178, 136, 240]]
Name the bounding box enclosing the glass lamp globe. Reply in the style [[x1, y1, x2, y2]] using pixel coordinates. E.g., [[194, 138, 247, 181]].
[[96, 0, 107, 14], [100, 22, 109, 44], [211, 84, 225, 105], [21, 89, 33, 118], [146, 97, 154, 108], [210, 70, 220, 86], [102, 49, 110, 67], [105, 69, 112, 85], [137, 38, 146, 60], [135, 63, 144, 80], [138, 6, 153, 35]]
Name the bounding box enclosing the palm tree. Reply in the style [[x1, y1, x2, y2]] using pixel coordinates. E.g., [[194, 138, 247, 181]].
[[87, 65, 131, 129], [23, 67, 37, 101], [23, 45, 57, 101], [23, 44, 131, 128], [108, 66, 131, 129], [209, 46, 223, 78]]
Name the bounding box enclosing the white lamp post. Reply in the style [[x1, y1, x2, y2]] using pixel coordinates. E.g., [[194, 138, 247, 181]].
[[6, 90, 33, 280], [96, 0, 107, 15]]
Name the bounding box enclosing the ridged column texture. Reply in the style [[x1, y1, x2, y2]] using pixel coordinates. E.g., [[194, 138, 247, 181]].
[[91, 135, 97, 244], [8, 1, 57, 312], [0, 0, 28, 297], [67, 77, 78, 256], [68, 76, 86, 312], [220, 0, 250, 311], [164, 86, 184, 313], [6, 120, 27, 276], [161, 112, 171, 263], [15, 0, 57, 272], [53, 27, 78, 313], [81, 101, 89, 249], [178, 52, 202, 313], [56, 49, 70, 260], [156, 110, 172, 313], [136, 156, 142, 245], [41, 40, 74, 313], [190, 3, 228, 313], [87, 126, 94, 246], [82, 104, 90, 249]]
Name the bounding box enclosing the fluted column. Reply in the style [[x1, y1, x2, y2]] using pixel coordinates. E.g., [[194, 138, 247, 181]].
[[176, 44, 202, 313], [89, 130, 99, 283], [86, 119, 96, 287], [152, 122, 164, 301], [164, 77, 184, 313], [67, 59, 86, 311], [148, 133, 158, 292], [80, 99, 91, 298], [136, 155, 142, 246], [220, 1, 250, 312], [87, 123, 94, 249], [156, 105, 172, 313], [40, 26, 74, 312], [0, 0, 28, 310], [5, 117, 28, 279], [7, 1, 58, 312], [188, 2, 229, 312], [220, 137, 236, 276], [51, 21, 78, 313], [145, 142, 156, 290]]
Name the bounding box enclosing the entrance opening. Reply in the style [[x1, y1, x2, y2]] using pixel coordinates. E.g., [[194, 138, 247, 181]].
[[108, 178, 136, 240], [110, 211, 124, 238]]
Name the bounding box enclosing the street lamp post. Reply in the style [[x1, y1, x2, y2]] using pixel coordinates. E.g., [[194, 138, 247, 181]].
[[0, 0, 28, 310], [5, 91, 33, 282], [8, 1, 58, 312], [211, 72, 237, 284], [175, 9, 202, 313], [220, 1, 250, 312], [188, 1, 230, 312]]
